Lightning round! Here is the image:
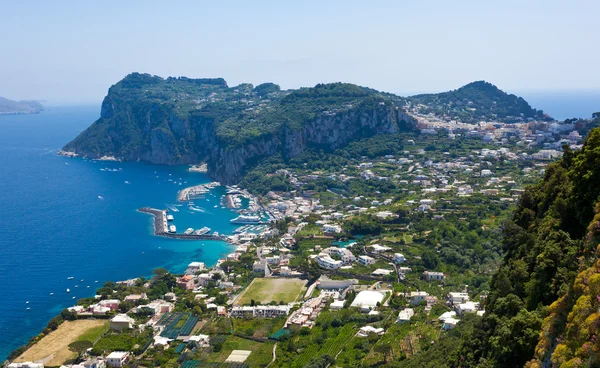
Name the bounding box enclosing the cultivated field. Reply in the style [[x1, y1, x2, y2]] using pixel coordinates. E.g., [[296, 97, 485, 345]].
[[15, 320, 108, 366], [235, 278, 306, 305]]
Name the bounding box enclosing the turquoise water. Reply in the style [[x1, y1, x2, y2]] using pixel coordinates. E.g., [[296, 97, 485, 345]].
[[0, 106, 237, 360]]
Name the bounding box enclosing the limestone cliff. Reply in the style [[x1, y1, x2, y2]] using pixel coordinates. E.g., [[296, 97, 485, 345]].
[[62, 73, 416, 183]]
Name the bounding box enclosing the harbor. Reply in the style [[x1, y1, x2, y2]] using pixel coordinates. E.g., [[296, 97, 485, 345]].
[[138, 207, 230, 241]]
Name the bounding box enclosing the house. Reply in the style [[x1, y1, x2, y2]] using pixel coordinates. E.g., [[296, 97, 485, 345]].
[[357, 326, 385, 336], [324, 247, 355, 264], [443, 317, 460, 330], [350, 291, 385, 312], [394, 253, 406, 264], [371, 269, 393, 277], [252, 260, 272, 277], [188, 334, 211, 347], [316, 253, 343, 270], [316, 276, 358, 290], [153, 336, 172, 348], [329, 300, 345, 310], [369, 244, 391, 254], [448, 292, 470, 305], [410, 291, 428, 306], [98, 299, 120, 311], [177, 275, 195, 290], [358, 255, 375, 266], [423, 271, 445, 281], [106, 352, 129, 368], [186, 261, 206, 273], [457, 301, 479, 316], [322, 224, 342, 234], [230, 305, 290, 318], [124, 293, 147, 303], [438, 311, 457, 322], [396, 308, 415, 323], [135, 299, 174, 315], [110, 314, 135, 331], [425, 295, 438, 307], [7, 363, 44, 368]]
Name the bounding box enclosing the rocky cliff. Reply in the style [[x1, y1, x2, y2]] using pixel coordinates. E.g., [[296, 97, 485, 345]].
[[62, 73, 416, 184]]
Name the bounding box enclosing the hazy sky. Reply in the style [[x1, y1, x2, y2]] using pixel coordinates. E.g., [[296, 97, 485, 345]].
[[1, 0, 599, 104]]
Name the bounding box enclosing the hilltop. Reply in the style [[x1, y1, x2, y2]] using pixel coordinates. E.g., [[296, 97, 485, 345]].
[[0, 96, 43, 115], [61, 75, 552, 184], [61, 73, 415, 183], [408, 81, 551, 124]]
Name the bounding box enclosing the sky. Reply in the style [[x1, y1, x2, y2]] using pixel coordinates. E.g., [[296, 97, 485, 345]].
[[1, 0, 599, 104]]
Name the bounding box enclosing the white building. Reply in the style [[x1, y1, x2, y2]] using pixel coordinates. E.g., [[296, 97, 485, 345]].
[[448, 292, 470, 305], [322, 224, 342, 234], [8, 363, 44, 368], [357, 326, 385, 336], [316, 254, 343, 270], [106, 352, 129, 368], [358, 255, 375, 266], [230, 305, 290, 318], [410, 291, 429, 306], [396, 308, 415, 323], [350, 291, 385, 312], [110, 314, 135, 331], [324, 247, 355, 264], [423, 271, 445, 281], [394, 253, 406, 264], [370, 244, 391, 254], [457, 301, 479, 316], [329, 300, 345, 310], [443, 317, 460, 330]]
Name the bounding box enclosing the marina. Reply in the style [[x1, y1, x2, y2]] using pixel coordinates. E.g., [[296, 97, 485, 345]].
[[138, 207, 229, 241]]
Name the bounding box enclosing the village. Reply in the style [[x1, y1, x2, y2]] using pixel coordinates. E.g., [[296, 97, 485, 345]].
[[7, 115, 593, 368]]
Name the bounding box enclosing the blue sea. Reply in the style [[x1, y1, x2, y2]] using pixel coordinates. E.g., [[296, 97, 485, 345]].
[[0, 106, 239, 360], [518, 90, 600, 121]]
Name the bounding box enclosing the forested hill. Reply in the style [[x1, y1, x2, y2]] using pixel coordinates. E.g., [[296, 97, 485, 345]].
[[408, 81, 551, 123], [399, 114, 600, 368], [61, 73, 415, 184]]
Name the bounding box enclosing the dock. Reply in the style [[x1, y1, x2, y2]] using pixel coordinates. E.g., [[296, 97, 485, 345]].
[[138, 207, 230, 241]]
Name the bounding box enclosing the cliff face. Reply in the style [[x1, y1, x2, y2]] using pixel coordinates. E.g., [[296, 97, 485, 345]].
[[62, 74, 416, 184]]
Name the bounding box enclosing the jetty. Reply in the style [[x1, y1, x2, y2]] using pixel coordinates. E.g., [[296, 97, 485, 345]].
[[138, 207, 229, 241]]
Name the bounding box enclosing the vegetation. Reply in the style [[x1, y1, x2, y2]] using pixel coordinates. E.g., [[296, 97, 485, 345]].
[[408, 81, 550, 123]]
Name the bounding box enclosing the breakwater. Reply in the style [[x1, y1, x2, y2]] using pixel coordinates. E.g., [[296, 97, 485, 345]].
[[138, 207, 230, 241]]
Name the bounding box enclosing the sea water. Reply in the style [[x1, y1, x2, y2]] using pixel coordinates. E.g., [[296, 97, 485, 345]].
[[0, 106, 236, 360]]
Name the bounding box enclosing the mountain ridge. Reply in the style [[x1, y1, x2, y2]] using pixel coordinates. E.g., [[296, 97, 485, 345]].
[[0, 96, 43, 115], [61, 73, 547, 184]]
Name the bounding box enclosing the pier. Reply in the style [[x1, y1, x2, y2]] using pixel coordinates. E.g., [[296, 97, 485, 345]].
[[138, 207, 230, 241]]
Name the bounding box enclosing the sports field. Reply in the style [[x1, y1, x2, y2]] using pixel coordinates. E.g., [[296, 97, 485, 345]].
[[15, 320, 108, 366], [235, 278, 306, 305]]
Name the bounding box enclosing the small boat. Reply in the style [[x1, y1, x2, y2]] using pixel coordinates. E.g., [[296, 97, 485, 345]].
[[74, 285, 78, 288], [214, 205, 218, 208], [97, 195, 104, 200], [95, 280, 98, 283], [67, 276, 74, 280], [125, 181, 130, 184], [66, 288, 70, 293], [72, 296, 76, 299], [87, 286, 90, 288], [26, 307, 30, 310], [80, 279, 84, 282], [26, 301, 29, 304], [50, 292, 54, 296]]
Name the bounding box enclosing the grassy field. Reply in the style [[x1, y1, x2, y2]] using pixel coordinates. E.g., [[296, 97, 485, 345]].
[[15, 320, 108, 366], [235, 278, 306, 305], [209, 336, 275, 367]]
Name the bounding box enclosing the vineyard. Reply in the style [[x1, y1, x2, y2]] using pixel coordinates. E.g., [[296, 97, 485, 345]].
[[292, 324, 356, 367], [159, 312, 199, 339]]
